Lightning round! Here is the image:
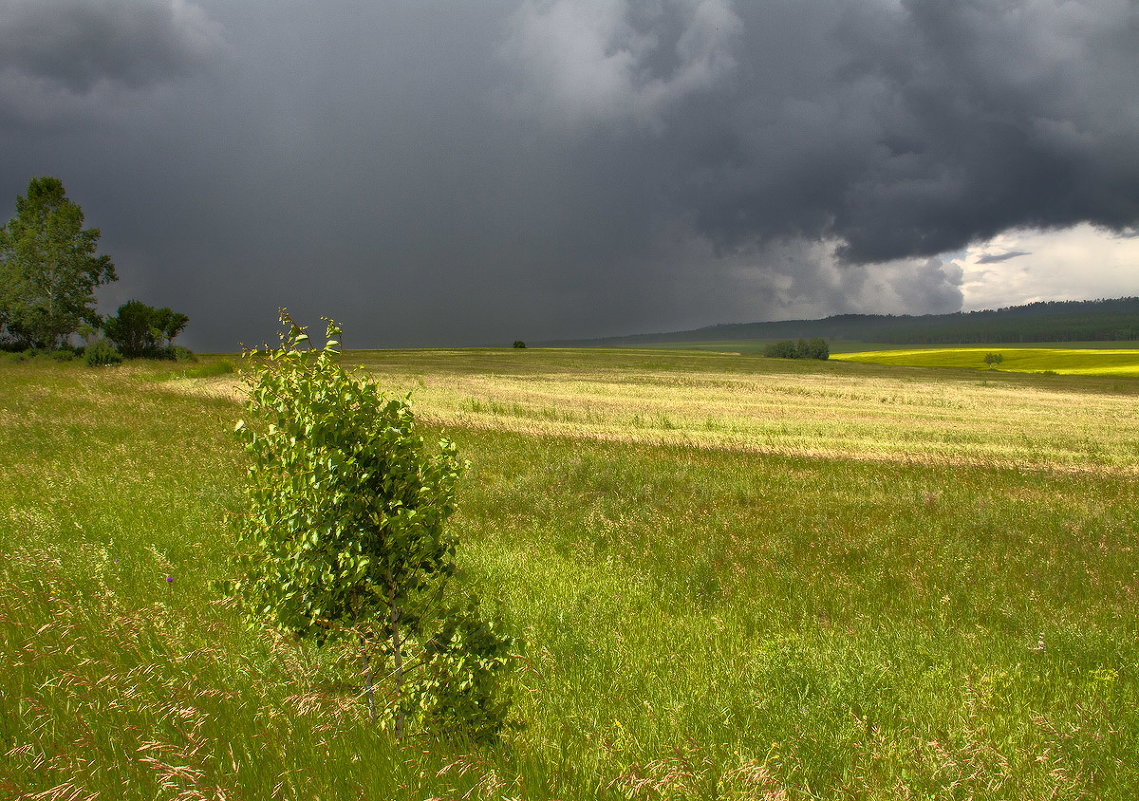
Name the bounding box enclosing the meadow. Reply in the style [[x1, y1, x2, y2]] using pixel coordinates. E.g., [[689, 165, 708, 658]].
[[3, 348, 1138, 799]]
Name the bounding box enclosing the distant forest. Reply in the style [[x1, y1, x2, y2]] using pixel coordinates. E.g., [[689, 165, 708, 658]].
[[564, 298, 1139, 347]]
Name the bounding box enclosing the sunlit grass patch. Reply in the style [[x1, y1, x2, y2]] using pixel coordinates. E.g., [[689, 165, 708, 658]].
[[336, 349, 1139, 474], [453, 429, 1139, 798]]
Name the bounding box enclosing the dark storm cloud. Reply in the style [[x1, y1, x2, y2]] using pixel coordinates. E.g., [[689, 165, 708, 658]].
[[0, 0, 1135, 350], [496, 0, 1137, 333], [624, 0, 1139, 264], [976, 251, 1030, 265], [0, 0, 227, 130]]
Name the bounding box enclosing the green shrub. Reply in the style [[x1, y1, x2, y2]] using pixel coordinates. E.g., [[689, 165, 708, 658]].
[[84, 339, 121, 366], [230, 314, 514, 741]]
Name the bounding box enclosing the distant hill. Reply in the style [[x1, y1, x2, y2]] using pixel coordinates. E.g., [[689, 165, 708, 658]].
[[549, 298, 1139, 348]]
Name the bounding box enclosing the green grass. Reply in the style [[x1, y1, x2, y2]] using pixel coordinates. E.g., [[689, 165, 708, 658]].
[[834, 346, 1139, 376], [2, 352, 1138, 799]]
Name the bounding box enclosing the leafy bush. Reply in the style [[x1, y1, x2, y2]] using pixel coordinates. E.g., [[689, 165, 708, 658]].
[[84, 339, 122, 366], [230, 314, 514, 741], [513, 340, 527, 349]]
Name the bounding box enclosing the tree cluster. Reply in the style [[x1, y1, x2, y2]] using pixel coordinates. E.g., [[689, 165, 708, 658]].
[[0, 177, 189, 359], [764, 337, 830, 360], [103, 300, 189, 358]]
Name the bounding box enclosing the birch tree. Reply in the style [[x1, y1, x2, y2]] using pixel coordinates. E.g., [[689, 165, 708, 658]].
[[0, 177, 116, 348]]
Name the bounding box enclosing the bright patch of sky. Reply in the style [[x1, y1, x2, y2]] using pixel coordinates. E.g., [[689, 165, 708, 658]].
[[957, 224, 1139, 311]]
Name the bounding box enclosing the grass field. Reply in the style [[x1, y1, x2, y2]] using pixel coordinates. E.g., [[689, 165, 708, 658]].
[[180, 348, 1139, 473], [833, 346, 1139, 377], [3, 349, 1138, 799]]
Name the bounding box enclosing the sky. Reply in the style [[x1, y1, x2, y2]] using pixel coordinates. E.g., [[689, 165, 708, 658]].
[[0, 0, 1136, 350]]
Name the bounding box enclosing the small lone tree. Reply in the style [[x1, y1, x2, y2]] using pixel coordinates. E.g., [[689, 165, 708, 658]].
[[231, 314, 512, 741], [0, 177, 116, 348], [984, 352, 1004, 369]]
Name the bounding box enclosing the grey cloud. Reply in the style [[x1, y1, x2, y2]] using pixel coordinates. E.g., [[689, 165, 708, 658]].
[[0, 0, 226, 94], [500, 0, 742, 132]]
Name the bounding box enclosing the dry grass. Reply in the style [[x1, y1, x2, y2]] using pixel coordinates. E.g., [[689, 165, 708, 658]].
[[347, 350, 1139, 475], [172, 349, 1139, 474]]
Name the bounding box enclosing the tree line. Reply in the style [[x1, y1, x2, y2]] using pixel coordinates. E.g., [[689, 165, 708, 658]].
[[0, 177, 189, 361], [817, 300, 1139, 344], [568, 297, 1139, 348]]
